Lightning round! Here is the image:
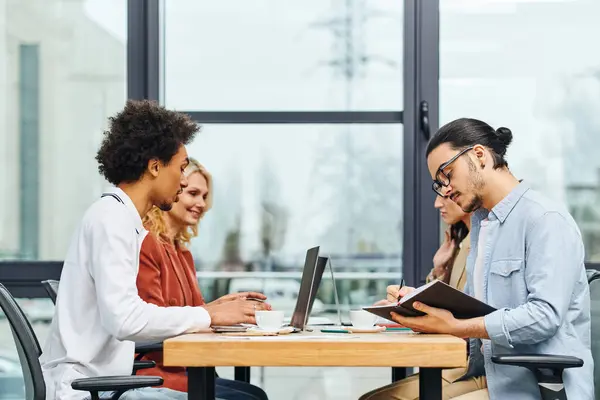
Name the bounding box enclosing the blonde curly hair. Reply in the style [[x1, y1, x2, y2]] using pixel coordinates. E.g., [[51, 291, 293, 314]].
[[143, 158, 213, 246]]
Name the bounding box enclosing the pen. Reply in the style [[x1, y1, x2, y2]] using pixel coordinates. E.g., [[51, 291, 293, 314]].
[[320, 329, 350, 334], [397, 278, 405, 301]]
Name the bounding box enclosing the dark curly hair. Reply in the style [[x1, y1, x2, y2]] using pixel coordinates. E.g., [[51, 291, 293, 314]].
[[96, 100, 199, 185]]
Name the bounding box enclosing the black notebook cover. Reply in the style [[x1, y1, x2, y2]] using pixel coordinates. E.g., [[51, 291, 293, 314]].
[[363, 280, 496, 320]]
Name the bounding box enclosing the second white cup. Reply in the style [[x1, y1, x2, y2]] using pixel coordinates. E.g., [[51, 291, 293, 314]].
[[350, 310, 377, 329]]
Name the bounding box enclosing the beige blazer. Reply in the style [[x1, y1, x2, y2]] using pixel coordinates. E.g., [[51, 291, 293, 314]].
[[427, 233, 470, 291], [449, 233, 470, 291]]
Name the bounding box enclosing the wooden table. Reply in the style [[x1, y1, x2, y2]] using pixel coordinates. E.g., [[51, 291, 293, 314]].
[[164, 330, 467, 400]]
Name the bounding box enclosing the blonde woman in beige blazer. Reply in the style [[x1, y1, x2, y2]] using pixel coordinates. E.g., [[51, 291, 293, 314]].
[[361, 196, 486, 400]]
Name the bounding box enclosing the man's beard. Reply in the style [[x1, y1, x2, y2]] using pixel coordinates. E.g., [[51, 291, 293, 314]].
[[462, 158, 485, 213], [462, 194, 483, 213]]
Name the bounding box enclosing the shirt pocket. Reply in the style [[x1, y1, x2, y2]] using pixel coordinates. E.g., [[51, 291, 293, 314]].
[[488, 259, 525, 308]]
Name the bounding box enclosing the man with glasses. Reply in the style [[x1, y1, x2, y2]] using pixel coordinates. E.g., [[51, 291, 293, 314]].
[[390, 118, 593, 399]]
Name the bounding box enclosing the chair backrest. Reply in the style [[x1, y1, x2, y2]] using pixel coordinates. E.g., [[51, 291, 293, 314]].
[[0, 284, 45, 400], [41, 280, 59, 304], [586, 269, 600, 399]]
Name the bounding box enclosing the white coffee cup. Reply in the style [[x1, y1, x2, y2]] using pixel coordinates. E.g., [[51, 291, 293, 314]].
[[350, 310, 377, 329], [255, 310, 285, 331]]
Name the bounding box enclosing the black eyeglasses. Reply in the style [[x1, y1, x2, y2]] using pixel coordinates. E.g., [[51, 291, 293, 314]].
[[432, 146, 474, 197]]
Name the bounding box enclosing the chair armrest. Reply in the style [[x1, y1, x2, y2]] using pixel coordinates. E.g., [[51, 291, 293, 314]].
[[492, 354, 583, 370], [132, 360, 156, 374], [135, 341, 163, 354], [71, 375, 163, 392]]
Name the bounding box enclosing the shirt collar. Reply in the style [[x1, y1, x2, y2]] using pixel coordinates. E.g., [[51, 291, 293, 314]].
[[475, 180, 529, 224], [103, 187, 144, 235]]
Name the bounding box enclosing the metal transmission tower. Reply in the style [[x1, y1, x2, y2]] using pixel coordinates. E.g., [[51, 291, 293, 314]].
[[311, 0, 396, 253]]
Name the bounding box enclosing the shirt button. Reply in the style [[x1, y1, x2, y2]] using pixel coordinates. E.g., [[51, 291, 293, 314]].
[[169, 299, 177, 306]]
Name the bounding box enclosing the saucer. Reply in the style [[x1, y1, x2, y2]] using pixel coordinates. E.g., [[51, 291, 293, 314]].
[[246, 326, 295, 335], [344, 325, 386, 333]]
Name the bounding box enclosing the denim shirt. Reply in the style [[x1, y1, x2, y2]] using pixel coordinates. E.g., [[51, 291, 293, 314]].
[[463, 181, 594, 399]]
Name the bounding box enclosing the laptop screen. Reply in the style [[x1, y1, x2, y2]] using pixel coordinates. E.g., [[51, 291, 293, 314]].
[[290, 246, 322, 330], [307, 256, 328, 320]]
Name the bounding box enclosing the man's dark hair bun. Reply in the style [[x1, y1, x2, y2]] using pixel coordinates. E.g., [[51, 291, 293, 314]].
[[426, 118, 512, 170], [495, 127, 513, 147]]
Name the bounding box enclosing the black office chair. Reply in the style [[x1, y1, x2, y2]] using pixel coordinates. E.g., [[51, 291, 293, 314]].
[[492, 269, 600, 400], [40, 280, 58, 304], [41, 280, 164, 365], [0, 283, 163, 400]]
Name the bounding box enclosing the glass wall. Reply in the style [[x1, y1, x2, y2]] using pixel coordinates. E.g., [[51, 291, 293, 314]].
[[186, 124, 403, 312], [162, 0, 406, 325], [163, 0, 403, 111], [0, 0, 127, 261], [0, 2, 126, 395], [11, 0, 600, 397], [440, 0, 600, 261]]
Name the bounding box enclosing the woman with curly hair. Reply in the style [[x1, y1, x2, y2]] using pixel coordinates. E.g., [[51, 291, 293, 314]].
[[136, 158, 270, 400]]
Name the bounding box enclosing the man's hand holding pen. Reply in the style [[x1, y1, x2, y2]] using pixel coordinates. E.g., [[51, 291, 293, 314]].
[[385, 284, 415, 303]]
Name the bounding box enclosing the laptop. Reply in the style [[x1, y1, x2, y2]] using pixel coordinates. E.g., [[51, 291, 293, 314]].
[[290, 246, 324, 331], [309, 256, 328, 319], [214, 247, 344, 334], [324, 255, 349, 326], [289, 248, 351, 330], [213, 246, 327, 334]]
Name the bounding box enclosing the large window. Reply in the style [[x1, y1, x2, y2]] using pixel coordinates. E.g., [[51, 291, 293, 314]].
[[3, 0, 600, 397], [440, 0, 600, 261], [162, 0, 410, 317], [0, 0, 127, 261], [0, 1, 126, 395], [186, 124, 403, 310], [0, 1, 441, 397], [163, 0, 403, 111], [161, 3, 415, 393]]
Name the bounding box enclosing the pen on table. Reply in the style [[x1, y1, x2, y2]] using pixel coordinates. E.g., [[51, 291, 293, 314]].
[[397, 278, 405, 302], [320, 329, 351, 334]]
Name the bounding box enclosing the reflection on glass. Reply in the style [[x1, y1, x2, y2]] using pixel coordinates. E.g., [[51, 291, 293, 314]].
[[186, 124, 403, 313], [0, 0, 127, 261], [440, 0, 600, 261], [163, 0, 403, 110]]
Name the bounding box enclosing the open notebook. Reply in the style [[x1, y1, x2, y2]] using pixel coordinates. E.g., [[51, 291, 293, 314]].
[[363, 280, 496, 320]]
